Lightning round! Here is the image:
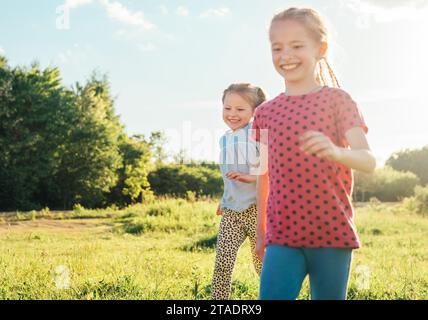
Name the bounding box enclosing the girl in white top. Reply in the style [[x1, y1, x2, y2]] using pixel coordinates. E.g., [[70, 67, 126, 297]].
[[211, 83, 267, 300]]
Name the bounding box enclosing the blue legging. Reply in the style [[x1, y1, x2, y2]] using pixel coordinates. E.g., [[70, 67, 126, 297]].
[[259, 245, 353, 300]]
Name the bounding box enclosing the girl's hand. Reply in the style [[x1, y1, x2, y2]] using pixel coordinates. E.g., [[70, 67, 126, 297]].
[[225, 171, 256, 183], [299, 131, 343, 162], [216, 204, 223, 216]]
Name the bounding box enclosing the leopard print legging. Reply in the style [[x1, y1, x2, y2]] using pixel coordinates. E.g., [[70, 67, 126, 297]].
[[211, 204, 262, 300]]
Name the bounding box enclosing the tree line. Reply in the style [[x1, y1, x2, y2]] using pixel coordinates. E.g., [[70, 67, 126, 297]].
[[354, 147, 428, 202], [0, 56, 222, 210], [1, 56, 427, 210]]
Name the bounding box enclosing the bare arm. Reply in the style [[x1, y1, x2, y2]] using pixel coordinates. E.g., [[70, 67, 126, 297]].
[[257, 172, 269, 236], [255, 142, 269, 261], [225, 171, 257, 183], [300, 127, 376, 174], [336, 127, 376, 173]]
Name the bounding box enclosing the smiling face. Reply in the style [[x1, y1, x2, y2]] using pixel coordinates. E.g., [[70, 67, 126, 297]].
[[222, 92, 255, 131], [270, 19, 326, 86]]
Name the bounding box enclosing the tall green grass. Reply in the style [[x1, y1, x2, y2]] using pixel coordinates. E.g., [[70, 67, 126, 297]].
[[0, 198, 427, 299]]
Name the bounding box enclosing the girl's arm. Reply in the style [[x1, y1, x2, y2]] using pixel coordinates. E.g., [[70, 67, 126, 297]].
[[256, 171, 269, 262], [225, 172, 257, 183], [335, 127, 376, 173], [300, 127, 376, 174], [216, 203, 223, 216], [255, 142, 269, 261]]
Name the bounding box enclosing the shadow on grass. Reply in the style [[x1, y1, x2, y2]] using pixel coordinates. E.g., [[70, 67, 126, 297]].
[[196, 280, 254, 300], [182, 234, 218, 252], [74, 275, 144, 300]]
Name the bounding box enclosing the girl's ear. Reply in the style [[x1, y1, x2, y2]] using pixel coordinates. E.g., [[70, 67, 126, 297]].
[[319, 41, 328, 59]]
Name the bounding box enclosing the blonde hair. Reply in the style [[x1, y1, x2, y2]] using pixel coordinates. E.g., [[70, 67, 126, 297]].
[[270, 7, 340, 88], [222, 83, 267, 109]]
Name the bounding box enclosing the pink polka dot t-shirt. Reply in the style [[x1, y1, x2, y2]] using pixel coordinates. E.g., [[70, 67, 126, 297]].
[[252, 86, 368, 249]]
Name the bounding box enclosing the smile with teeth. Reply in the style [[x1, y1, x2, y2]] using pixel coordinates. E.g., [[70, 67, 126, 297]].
[[281, 63, 300, 71], [228, 119, 240, 123]]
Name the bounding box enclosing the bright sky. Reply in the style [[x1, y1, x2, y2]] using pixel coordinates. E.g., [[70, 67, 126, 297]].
[[1, 0, 427, 166]]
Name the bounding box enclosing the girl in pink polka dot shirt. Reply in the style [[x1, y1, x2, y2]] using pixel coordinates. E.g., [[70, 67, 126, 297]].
[[253, 7, 376, 300]]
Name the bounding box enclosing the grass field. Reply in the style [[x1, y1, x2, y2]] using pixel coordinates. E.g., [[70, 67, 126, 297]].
[[0, 198, 427, 300]]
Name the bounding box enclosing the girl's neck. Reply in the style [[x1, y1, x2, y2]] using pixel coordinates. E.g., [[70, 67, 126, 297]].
[[230, 122, 250, 133], [284, 78, 322, 96]]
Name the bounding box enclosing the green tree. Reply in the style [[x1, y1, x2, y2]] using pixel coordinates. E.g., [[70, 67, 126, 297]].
[[108, 134, 154, 206], [386, 146, 428, 185], [53, 73, 122, 208], [0, 62, 68, 209], [403, 184, 428, 216], [173, 148, 189, 165], [148, 164, 223, 198], [0, 60, 125, 210], [354, 166, 420, 202], [149, 131, 168, 165]]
